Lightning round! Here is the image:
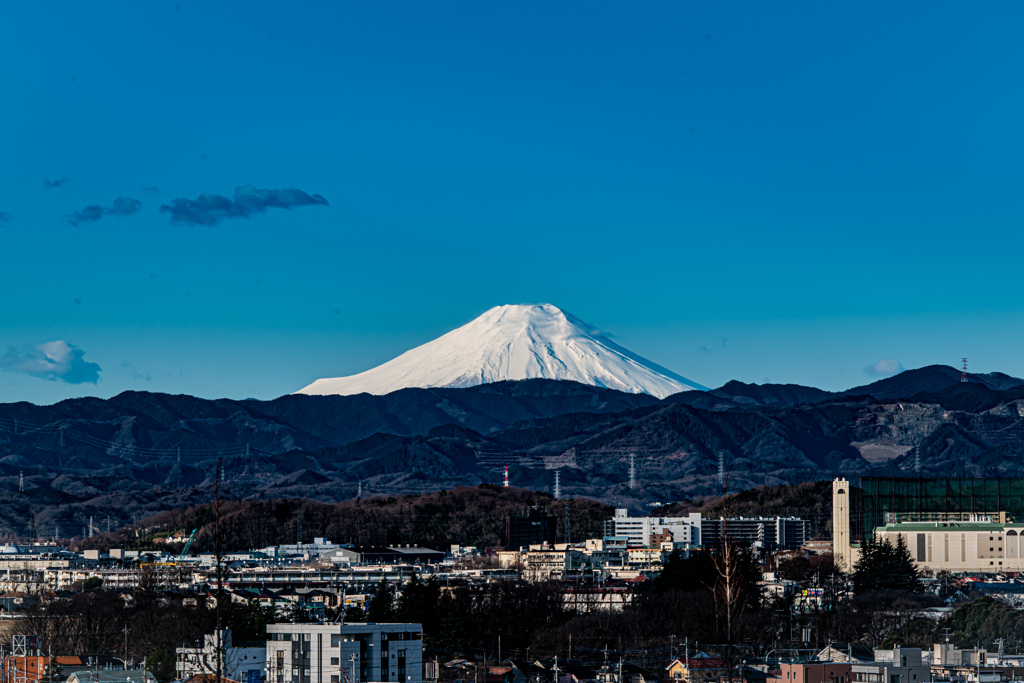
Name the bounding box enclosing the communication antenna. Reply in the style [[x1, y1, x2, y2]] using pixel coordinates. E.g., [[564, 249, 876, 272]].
[[962, 358, 968, 383], [554, 470, 561, 500], [503, 466, 509, 488], [628, 454, 636, 490]]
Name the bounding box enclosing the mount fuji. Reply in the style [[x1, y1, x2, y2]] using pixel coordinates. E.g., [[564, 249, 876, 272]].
[[297, 304, 706, 398]]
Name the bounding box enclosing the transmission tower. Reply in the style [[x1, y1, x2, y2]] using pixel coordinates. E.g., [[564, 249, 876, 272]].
[[59, 425, 65, 447], [19, 471, 24, 492], [961, 357, 968, 383], [553, 470, 561, 500], [718, 451, 726, 487], [503, 466, 509, 487], [914, 450, 921, 474], [628, 454, 636, 490], [88, 516, 93, 538]]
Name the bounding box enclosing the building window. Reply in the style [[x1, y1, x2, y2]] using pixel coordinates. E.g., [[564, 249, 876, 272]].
[[331, 659, 339, 666]]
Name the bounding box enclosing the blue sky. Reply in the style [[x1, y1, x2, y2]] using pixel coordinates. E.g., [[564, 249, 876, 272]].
[[1, 2, 1023, 404]]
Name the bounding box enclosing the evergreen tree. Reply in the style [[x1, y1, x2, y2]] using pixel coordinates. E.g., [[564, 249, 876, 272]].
[[367, 579, 397, 622], [852, 536, 922, 594]]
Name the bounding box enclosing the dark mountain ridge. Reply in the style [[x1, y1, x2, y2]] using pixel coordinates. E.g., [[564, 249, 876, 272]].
[[3, 366, 1024, 539]]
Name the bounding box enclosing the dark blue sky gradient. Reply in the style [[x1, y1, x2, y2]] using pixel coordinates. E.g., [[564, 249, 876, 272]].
[[1, 2, 1023, 403]]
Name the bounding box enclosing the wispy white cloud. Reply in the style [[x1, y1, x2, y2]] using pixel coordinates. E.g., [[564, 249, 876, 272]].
[[0, 340, 101, 384], [865, 358, 904, 377]]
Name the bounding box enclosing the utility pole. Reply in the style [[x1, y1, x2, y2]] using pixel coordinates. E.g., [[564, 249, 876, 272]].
[[214, 458, 224, 683], [564, 500, 571, 544]]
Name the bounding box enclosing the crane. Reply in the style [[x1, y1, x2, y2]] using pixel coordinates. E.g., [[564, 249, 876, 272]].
[[179, 528, 197, 560]]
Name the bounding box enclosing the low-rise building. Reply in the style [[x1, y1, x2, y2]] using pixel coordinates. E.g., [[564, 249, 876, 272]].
[[874, 521, 1024, 574], [851, 647, 929, 683], [65, 670, 156, 683], [770, 661, 851, 683]]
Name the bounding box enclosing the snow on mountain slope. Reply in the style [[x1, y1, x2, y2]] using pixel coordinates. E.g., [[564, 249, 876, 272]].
[[297, 304, 706, 398]]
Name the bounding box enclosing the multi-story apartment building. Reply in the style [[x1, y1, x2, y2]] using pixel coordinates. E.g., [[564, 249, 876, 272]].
[[266, 622, 422, 683], [701, 516, 810, 550]]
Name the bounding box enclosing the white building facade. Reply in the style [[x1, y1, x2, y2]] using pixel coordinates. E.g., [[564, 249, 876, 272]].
[[604, 509, 702, 548], [266, 622, 423, 683]]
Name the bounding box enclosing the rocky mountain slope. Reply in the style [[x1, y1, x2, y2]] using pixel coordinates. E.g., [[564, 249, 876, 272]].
[[2, 366, 1024, 540]]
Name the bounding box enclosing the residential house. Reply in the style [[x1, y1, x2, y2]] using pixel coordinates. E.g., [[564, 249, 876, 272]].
[[666, 657, 727, 683]]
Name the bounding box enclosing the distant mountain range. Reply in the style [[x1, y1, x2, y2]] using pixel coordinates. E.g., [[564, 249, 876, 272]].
[[2, 364, 1024, 539]]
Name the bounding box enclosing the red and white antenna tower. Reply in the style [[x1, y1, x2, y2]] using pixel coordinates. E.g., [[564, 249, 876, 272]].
[[961, 357, 968, 383], [503, 466, 509, 487]]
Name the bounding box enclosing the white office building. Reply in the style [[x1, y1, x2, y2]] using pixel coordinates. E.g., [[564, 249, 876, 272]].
[[266, 622, 423, 683], [604, 509, 702, 548]]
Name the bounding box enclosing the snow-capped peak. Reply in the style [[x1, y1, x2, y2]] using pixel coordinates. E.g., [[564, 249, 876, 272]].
[[296, 303, 706, 398]]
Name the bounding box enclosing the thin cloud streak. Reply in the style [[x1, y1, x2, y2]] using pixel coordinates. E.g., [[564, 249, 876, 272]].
[[160, 185, 329, 225], [43, 177, 72, 189], [68, 196, 142, 226], [121, 361, 152, 382]]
